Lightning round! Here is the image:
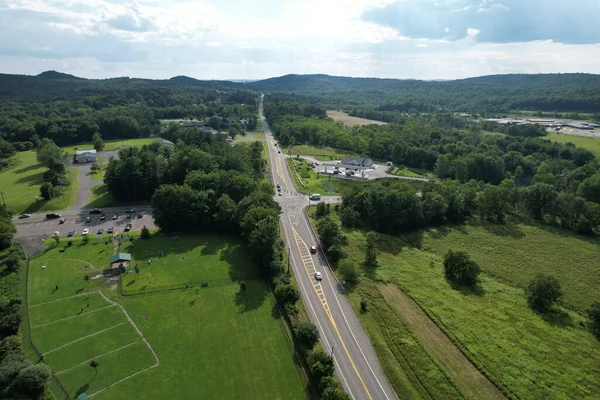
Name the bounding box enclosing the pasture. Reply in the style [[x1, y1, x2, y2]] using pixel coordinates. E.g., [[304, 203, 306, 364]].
[[327, 110, 387, 127], [0, 151, 78, 214], [546, 132, 600, 159], [339, 218, 600, 399], [27, 234, 305, 399]]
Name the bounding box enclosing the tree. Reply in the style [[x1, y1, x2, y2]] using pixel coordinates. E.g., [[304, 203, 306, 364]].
[[322, 384, 351, 400], [141, 225, 150, 239], [316, 216, 348, 263], [522, 183, 557, 220], [443, 250, 481, 287], [36, 138, 66, 167], [315, 201, 329, 218], [3, 255, 21, 273], [588, 302, 600, 340], [240, 281, 247, 293], [40, 181, 53, 200], [364, 232, 378, 270], [307, 348, 335, 390], [92, 132, 105, 151], [274, 284, 299, 305], [577, 174, 600, 204], [295, 321, 319, 349], [0, 353, 29, 387], [338, 260, 359, 285], [526, 274, 562, 313], [14, 363, 51, 397]]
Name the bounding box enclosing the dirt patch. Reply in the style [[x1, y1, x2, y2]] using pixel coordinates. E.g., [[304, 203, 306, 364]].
[[327, 110, 387, 127], [378, 283, 505, 400]]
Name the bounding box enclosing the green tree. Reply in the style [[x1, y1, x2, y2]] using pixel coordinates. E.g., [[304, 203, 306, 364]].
[[316, 216, 348, 263], [39, 182, 53, 200], [577, 173, 600, 204], [526, 274, 562, 313], [443, 250, 481, 287], [522, 183, 557, 220], [588, 302, 600, 340], [0, 353, 29, 387], [295, 321, 319, 349], [338, 260, 359, 285], [141, 225, 150, 239], [240, 281, 247, 293], [214, 194, 238, 232], [92, 132, 105, 151], [307, 349, 335, 390], [274, 284, 299, 306], [364, 232, 378, 270], [90, 359, 99, 371], [36, 138, 66, 167], [14, 363, 51, 397], [0, 222, 16, 250]]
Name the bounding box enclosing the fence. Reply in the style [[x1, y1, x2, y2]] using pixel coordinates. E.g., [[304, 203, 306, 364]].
[[19, 242, 71, 400], [121, 277, 243, 296]]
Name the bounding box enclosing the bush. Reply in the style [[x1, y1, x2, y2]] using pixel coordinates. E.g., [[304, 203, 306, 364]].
[[526, 274, 562, 313], [295, 321, 319, 350], [338, 260, 359, 285], [14, 363, 51, 397], [2, 255, 20, 273], [588, 302, 600, 340], [0, 299, 22, 337], [0, 353, 29, 386], [360, 299, 368, 313], [141, 225, 150, 239], [274, 284, 299, 306], [443, 250, 481, 287], [307, 349, 334, 390], [0, 335, 22, 360]]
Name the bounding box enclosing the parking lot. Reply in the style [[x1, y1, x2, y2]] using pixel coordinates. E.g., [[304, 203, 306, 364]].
[[15, 212, 156, 239]]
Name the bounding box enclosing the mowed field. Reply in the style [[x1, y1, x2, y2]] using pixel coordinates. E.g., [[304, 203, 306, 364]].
[[546, 132, 600, 159], [327, 110, 387, 127], [285, 144, 359, 161], [27, 234, 306, 399], [0, 151, 78, 214], [62, 138, 158, 155], [339, 216, 600, 399]]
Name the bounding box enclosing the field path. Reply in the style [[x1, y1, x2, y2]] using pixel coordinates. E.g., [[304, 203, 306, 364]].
[[379, 284, 506, 400]]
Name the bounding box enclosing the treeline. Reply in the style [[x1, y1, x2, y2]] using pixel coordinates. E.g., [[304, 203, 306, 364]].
[[250, 73, 600, 114], [0, 205, 52, 399]]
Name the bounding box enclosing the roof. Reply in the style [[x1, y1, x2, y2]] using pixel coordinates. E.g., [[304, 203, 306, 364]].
[[341, 157, 372, 166], [109, 252, 131, 264], [76, 149, 97, 155], [159, 138, 175, 147]]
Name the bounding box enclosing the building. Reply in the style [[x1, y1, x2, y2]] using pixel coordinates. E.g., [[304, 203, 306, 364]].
[[159, 138, 175, 147], [75, 149, 96, 163], [105, 252, 132, 276], [341, 157, 373, 169]]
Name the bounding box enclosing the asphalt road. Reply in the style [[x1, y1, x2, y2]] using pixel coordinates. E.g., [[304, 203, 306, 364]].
[[262, 97, 396, 400]]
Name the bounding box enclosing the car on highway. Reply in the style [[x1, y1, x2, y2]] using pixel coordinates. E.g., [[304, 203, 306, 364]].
[[314, 271, 323, 281], [126, 209, 135, 213], [18, 214, 31, 219], [59, 218, 66, 224], [85, 216, 92, 222], [90, 208, 102, 214], [97, 228, 103, 234], [100, 214, 107, 221], [46, 213, 61, 219], [278, 192, 282, 196], [107, 227, 114, 234], [310, 246, 317, 254], [52, 231, 60, 237], [124, 224, 132, 232], [82, 228, 89, 235], [67, 230, 74, 237], [112, 214, 118, 220], [278, 150, 281, 153]]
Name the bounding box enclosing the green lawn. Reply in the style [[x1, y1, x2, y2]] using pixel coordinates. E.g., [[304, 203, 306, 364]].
[[0, 151, 79, 214], [62, 138, 158, 155], [339, 218, 600, 399], [389, 166, 424, 178], [122, 234, 257, 293], [285, 144, 359, 161], [27, 234, 305, 399], [546, 132, 600, 159], [87, 184, 116, 208], [94, 282, 306, 400]]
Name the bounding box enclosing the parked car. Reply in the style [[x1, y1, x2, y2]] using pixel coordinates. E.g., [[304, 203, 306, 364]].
[[52, 231, 60, 237], [82, 228, 90, 235], [126, 214, 132, 219], [100, 214, 107, 221], [85, 216, 92, 222], [46, 213, 61, 219], [310, 246, 317, 254], [89, 208, 102, 214], [278, 150, 281, 153], [137, 214, 143, 219], [67, 230, 74, 237], [59, 218, 66, 224], [124, 224, 132, 232], [107, 227, 114, 234], [18, 214, 31, 219], [112, 214, 118, 220], [97, 228, 103, 234], [314, 271, 323, 281]]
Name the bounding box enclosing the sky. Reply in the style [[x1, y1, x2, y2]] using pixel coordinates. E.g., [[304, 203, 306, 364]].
[[1, 0, 600, 80]]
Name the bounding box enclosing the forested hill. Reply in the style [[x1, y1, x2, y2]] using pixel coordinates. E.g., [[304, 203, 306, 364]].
[[0, 71, 244, 102], [248, 73, 600, 114]]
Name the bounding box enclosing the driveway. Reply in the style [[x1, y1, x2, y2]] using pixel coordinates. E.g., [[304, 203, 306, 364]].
[[69, 150, 119, 212]]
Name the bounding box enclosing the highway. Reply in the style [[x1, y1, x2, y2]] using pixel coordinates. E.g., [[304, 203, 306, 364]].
[[261, 96, 396, 400]]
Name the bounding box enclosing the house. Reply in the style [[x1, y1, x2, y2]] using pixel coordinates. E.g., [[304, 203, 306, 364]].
[[341, 157, 373, 169], [75, 149, 96, 163]]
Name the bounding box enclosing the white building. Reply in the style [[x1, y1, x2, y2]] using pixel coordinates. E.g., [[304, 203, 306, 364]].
[[75, 149, 96, 163]]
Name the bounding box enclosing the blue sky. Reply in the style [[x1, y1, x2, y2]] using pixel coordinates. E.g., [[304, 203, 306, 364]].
[[0, 0, 599, 80]]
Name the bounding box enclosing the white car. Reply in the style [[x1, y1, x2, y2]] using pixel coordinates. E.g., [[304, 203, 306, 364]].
[[310, 246, 317, 254], [51, 231, 60, 237], [314, 271, 323, 281], [82, 228, 90, 235]]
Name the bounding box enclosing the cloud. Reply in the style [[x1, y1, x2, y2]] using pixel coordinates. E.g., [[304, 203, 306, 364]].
[[362, 0, 600, 44]]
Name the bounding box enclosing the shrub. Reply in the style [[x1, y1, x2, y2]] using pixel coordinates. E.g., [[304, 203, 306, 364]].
[[526, 274, 562, 313], [338, 260, 359, 285], [0, 353, 29, 386], [274, 284, 299, 306], [360, 299, 368, 313], [141, 226, 150, 239], [443, 250, 481, 287], [295, 321, 319, 350], [14, 364, 51, 397]]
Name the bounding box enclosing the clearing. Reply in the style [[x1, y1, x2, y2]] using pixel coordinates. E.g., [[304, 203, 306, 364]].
[[62, 138, 158, 155], [284, 144, 360, 161], [327, 110, 387, 127], [340, 217, 600, 399], [546, 132, 600, 159], [0, 151, 78, 214], [26, 233, 306, 400]]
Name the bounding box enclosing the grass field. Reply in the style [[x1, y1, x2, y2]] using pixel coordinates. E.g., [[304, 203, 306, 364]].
[[285, 144, 360, 161], [287, 158, 372, 195], [327, 110, 387, 127], [27, 234, 306, 399], [546, 132, 600, 159], [389, 166, 424, 178], [0, 151, 79, 214], [337, 217, 600, 399], [62, 138, 158, 155]]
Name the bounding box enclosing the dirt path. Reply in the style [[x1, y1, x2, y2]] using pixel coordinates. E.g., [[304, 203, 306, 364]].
[[379, 284, 505, 400]]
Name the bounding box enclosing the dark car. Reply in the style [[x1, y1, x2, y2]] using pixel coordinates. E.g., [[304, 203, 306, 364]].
[[107, 227, 114, 234], [137, 214, 143, 219], [97, 228, 104, 234], [89, 209, 102, 214], [125, 209, 135, 213], [124, 224, 132, 232], [18, 214, 31, 219], [46, 213, 61, 219]]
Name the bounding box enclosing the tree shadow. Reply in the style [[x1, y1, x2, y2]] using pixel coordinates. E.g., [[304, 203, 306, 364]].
[[126, 279, 136, 286], [541, 309, 574, 328], [15, 172, 43, 185], [447, 279, 486, 296], [199, 238, 224, 256], [234, 280, 267, 313], [75, 383, 89, 397], [23, 201, 47, 214], [14, 164, 41, 174], [75, 288, 84, 294], [470, 217, 526, 239], [221, 243, 256, 282]]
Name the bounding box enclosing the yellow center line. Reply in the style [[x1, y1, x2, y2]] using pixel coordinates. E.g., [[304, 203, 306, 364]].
[[275, 157, 289, 187], [288, 215, 374, 400]]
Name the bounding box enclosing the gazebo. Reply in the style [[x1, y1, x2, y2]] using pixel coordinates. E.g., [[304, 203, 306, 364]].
[[108, 252, 131, 275]]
